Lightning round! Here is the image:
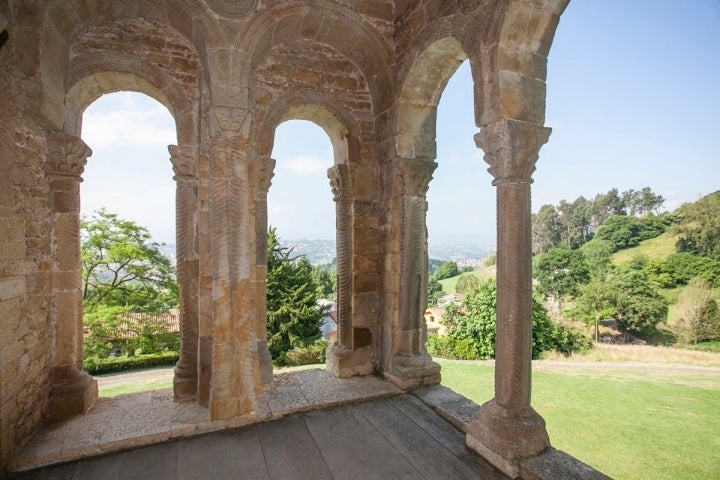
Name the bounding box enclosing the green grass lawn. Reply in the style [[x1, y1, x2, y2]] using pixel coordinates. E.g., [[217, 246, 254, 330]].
[[438, 359, 720, 480], [439, 265, 496, 294], [100, 378, 173, 397], [611, 231, 678, 265]]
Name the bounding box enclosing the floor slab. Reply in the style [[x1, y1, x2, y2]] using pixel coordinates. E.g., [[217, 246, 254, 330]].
[[9, 368, 400, 473]]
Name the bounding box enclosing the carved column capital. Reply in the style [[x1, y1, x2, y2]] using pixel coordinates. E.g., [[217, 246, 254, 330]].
[[249, 156, 276, 194], [475, 119, 551, 186], [168, 144, 198, 181], [45, 131, 92, 179], [328, 164, 352, 202], [398, 157, 437, 197], [209, 106, 250, 137]]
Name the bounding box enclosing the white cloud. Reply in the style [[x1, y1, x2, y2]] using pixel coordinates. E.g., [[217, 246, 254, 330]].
[[81, 93, 176, 150], [278, 155, 331, 176]]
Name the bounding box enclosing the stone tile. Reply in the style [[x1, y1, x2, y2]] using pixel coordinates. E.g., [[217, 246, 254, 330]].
[[11, 370, 400, 473]]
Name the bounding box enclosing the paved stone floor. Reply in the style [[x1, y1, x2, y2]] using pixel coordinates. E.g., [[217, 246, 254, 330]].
[[9, 369, 509, 479], [9, 395, 507, 480]]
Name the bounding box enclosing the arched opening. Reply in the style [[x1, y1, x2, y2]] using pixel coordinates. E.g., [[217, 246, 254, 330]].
[[427, 58, 495, 308], [266, 119, 336, 365], [79, 91, 179, 397]]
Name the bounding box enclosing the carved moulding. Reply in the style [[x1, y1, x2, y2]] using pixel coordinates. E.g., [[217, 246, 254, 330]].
[[475, 118, 551, 185], [45, 132, 92, 179], [205, 0, 257, 17]]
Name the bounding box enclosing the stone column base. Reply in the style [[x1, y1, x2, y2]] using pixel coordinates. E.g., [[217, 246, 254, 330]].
[[173, 362, 198, 399], [257, 340, 274, 385], [49, 366, 98, 420], [466, 398, 550, 479], [385, 353, 441, 390], [209, 395, 255, 421], [325, 344, 373, 378]]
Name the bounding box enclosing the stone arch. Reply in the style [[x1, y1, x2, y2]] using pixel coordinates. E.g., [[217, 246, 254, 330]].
[[382, 34, 472, 389], [480, 0, 570, 126], [396, 35, 469, 159], [235, 2, 394, 116], [252, 96, 374, 379], [256, 97, 357, 166], [56, 16, 204, 403]]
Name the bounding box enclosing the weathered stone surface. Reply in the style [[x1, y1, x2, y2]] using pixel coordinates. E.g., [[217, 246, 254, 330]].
[[0, 0, 574, 475]]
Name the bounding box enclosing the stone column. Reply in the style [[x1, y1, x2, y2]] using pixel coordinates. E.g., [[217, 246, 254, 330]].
[[386, 157, 440, 389], [466, 119, 552, 478], [45, 131, 98, 419], [324, 164, 374, 377], [205, 128, 255, 419], [169, 145, 199, 399], [249, 155, 275, 385]]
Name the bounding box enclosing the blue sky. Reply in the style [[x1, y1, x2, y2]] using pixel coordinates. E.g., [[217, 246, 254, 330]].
[[80, 0, 720, 248]]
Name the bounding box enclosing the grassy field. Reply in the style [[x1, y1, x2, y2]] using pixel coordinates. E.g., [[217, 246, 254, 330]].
[[97, 345, 720, 479], [438, 352, 720, 480], [438, 265, 495, 293], [611, 231, 678, 265]]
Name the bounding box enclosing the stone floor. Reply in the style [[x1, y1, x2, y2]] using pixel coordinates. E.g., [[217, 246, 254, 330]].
[[9, 395, 508, 480], [9, 368, 406, 472], [8, 368, 606, 480]]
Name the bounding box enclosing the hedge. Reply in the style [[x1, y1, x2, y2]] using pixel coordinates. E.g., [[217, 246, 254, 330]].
[[85, 351, 179, 375]]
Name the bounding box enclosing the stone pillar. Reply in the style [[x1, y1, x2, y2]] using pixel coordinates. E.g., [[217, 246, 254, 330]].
[[169, 145, 200, 399], [386, 157, 440, 389], [45, 131, 98, 419], [466, 119, 552, 478], [249, 155, 275, 385], [205, 129, 255, 420]]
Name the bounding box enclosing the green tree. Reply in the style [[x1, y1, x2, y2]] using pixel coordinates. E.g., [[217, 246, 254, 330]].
[[674, 277, 720, 344], [311, 265, 335, 299], [266, 228, 324, 360], [674, 191, 720, 262], [532, 204, 562, 255], [606, 269, 668, 336], [427, 277, 444, 306], [595, 215, 640, 252], [432, 261, 460, 281], [455, 274, 480, 294], [570, 278, 615, 341], [534, 247, 591, 307], [81, 209, 177, 312], [441, 279, 590, 360], [580, 239, 613, 279]]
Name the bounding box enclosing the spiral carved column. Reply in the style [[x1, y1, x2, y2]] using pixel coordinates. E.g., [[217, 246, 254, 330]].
[[169, 145, 200, 399], [45, 131, 98, 419], [385, 157, 440, 389], [325, 164, 372, 377], [249, 155, 275, 385], [466, 119, 552, 478]]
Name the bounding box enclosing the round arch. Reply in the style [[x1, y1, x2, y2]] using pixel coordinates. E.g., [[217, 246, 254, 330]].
[[235, 2, 394, 116], [255, 93, 360, 166], [396, 36, 469, 158]]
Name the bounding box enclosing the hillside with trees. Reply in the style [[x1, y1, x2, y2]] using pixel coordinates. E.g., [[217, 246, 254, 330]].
[[428, 189, 720, 358], [533, 189, 720, 348]]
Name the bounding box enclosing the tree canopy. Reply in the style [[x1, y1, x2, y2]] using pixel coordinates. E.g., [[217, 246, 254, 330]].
[[534, 247, 591, 304], [674, 191, 720, 262], [441, 279, 591, 359], [81, 209, 177, 312], [266, 227, 325, 360]]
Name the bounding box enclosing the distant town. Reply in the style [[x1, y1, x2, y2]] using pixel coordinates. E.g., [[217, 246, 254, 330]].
[[160, 239, 493, 268]]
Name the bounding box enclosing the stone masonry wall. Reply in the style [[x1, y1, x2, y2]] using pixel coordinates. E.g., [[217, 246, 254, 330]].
[[0, 33, 53, 471]]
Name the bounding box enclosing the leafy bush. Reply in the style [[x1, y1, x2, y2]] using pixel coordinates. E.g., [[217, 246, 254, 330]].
[[85, 351, 179, 375], [437, 279, 592, 360], [426, 334, 484, 360], [83, 306, 180, 361], [278, 339, 329, 366], [644, 253, 720, 288]]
